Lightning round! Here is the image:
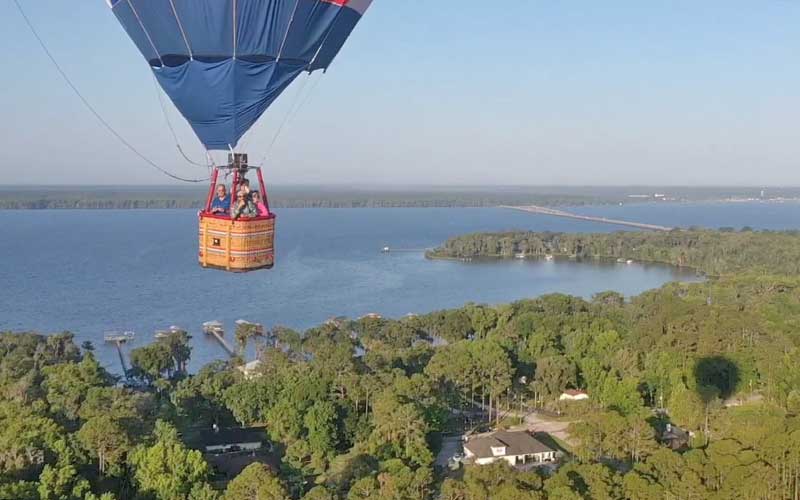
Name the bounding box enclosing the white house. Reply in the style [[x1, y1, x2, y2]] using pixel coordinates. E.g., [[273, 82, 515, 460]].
[[237, 359, 263, 380], [559, 389, 589, 402], [463, 431, 557, 466]]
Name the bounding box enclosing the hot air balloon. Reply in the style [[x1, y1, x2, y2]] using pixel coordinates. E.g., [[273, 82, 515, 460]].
[[108, 0, 373, 272]]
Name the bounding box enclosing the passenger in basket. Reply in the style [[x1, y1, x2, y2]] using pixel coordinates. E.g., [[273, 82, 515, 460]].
[[251, 191, 269, 217], [239, 178, 251, 199], [232, 190, 257, 219], [209, 184, 230, 216]]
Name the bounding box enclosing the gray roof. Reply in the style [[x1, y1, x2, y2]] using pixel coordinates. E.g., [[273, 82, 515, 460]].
[[464, 431, 554, 459], [184, 427, 266, 449]]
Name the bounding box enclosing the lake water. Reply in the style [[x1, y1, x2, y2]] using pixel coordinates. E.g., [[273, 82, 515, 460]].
[[2, 201, 798, 371]]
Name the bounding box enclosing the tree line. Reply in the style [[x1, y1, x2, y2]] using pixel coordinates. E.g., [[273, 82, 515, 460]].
[[5, 187, 800, 211], [427, 228, 800, 276], [0, 196, 605, 210]]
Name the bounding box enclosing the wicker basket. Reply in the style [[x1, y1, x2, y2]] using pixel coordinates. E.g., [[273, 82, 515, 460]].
[[198, 214, 275, 272]]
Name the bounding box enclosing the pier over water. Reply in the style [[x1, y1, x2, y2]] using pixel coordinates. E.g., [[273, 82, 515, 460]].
[[501, 205, 675, 232]]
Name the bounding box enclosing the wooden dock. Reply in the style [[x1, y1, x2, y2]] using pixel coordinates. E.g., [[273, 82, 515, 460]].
[[104, 331, 135, 343], [203, 321, 236, 357], [114, 341, 129, 377], [210, 330, 235, 357], [501, 205, 674, 232]]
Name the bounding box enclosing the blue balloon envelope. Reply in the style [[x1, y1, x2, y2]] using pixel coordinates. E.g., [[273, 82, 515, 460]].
[[109, 0, 372, 150]]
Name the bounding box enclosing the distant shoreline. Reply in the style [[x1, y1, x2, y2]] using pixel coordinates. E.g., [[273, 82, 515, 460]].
[[1, 185, 799, 210], [1, 198, 798, 211]]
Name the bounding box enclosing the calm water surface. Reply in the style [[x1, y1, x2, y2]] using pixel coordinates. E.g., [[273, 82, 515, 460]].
[[1, 202, 798, 371]]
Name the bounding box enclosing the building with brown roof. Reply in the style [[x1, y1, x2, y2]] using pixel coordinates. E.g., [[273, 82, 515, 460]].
[[463, 431, 556, 466]]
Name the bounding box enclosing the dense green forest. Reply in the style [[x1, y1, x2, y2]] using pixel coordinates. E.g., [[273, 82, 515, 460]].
[[2, 229, 800, 499], [427, 228, 800, 276]]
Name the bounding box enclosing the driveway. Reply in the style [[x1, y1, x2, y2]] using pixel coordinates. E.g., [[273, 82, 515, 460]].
[[436, 435, 464, 468], [506, 412, 575, 447]]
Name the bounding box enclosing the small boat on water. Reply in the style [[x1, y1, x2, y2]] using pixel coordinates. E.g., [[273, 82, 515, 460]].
[[104, 331, 135, 343], [545, 254, 554, 261], [515, 253, 526, 259]]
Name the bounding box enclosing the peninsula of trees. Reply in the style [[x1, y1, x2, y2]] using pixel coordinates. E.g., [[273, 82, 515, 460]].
[[427, 228, 800, 276], [2, 228, 800, 499]]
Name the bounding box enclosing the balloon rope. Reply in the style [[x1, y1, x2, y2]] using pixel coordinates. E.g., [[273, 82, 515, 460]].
[[256, 72, 320, 167], [287, 72, 324, 129], [151, 74, 208, 169], [11, 0, 209, 183]]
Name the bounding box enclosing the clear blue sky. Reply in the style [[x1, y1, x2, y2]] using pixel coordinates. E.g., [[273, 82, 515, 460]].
[[1, 0, 799, 185]]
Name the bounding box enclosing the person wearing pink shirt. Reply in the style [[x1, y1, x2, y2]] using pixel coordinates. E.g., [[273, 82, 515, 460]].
[[251, 191, 270, 217]]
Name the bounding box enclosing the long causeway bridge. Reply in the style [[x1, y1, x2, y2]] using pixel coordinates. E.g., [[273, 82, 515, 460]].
[[501, 205, 675, 232]]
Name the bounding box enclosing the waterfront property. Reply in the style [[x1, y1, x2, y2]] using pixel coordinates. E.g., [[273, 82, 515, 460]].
[[463, 431, 557, 466]]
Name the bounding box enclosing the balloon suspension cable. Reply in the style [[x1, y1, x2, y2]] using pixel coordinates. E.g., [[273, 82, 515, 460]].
[[205, 150, 217, 170], [240, 72, 308, 152], [256, 72, 315, 167], [294, 71, 324, 122], [151, 73, 208, 169], [11, 0, 209, 184]]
